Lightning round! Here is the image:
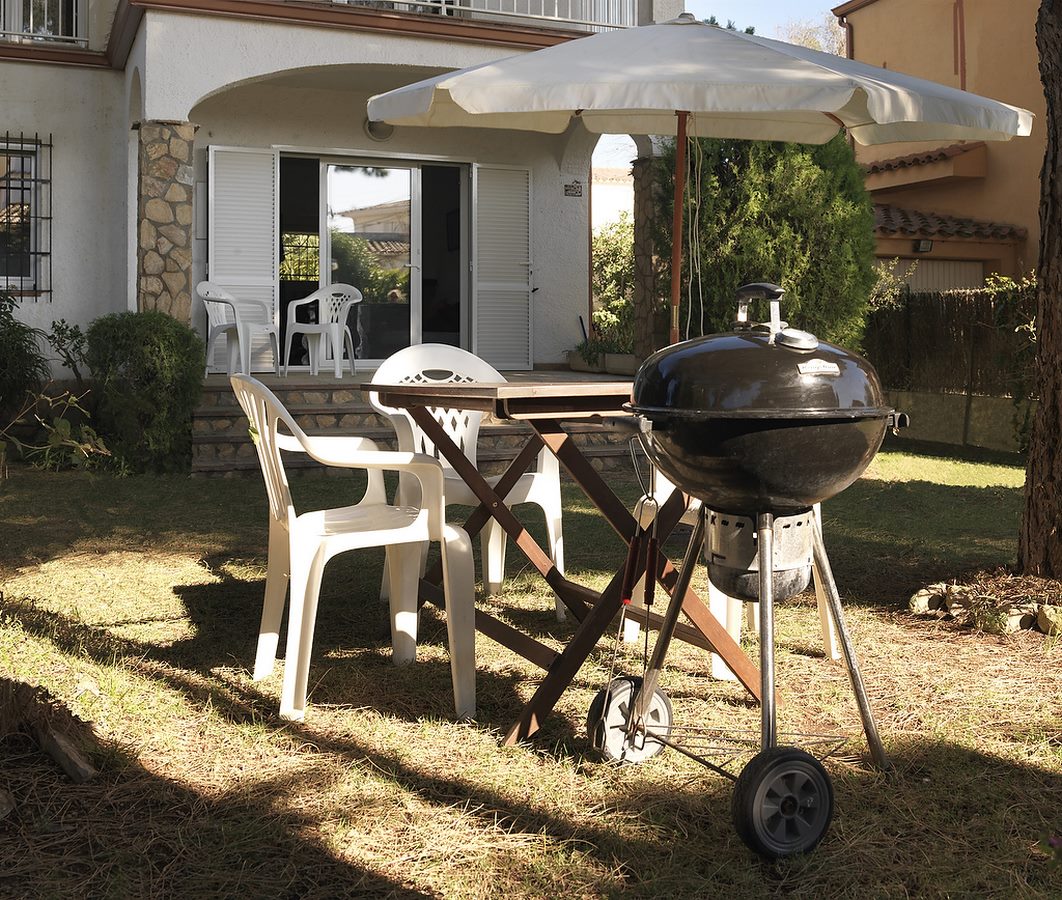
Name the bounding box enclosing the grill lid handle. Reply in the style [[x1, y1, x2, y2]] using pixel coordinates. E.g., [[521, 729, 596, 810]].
[[735, 282, 785, 340]]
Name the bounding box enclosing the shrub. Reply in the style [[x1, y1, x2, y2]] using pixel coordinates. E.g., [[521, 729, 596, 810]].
[[0, 291, 49, 420], [86, 311, 205, 472], [591, 212, 635, 353]]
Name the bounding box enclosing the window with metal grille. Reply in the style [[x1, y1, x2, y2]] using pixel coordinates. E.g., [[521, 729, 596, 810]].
[[1, 0, 82, 45], [0, 133, 51, 298]]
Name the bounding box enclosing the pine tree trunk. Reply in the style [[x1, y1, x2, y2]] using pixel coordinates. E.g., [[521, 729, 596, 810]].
[[1020, 1, 1062, 574], [631, 157, 664, 359]]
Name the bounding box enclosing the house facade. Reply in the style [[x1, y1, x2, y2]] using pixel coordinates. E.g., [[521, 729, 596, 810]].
[[1, 0, 680, 373], [833, 0, 1046, 289]]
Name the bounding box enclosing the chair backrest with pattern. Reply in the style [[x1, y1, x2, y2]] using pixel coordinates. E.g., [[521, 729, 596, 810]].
[[318, 284, 362, 324], [369, 343, 503, 473]]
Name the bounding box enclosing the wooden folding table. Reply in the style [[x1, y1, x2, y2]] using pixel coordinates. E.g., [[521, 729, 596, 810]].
[[363, 380, 760, 744]]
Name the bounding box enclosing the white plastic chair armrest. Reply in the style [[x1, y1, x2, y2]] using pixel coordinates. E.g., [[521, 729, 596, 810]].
[[298, 435, 381, 459], [286, 294, 318, 327], [298, 445, 446, 536], [275, 432, 304, 453]]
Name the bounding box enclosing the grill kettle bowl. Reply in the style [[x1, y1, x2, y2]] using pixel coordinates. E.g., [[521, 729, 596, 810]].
[[630, 329, 892, 515]]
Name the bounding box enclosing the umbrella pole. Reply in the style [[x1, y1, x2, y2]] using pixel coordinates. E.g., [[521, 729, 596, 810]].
[[669, 110, 689, 346]]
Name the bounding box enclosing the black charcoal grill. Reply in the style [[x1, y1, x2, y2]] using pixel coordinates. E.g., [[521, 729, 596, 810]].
[[588, 284, 900, 859]]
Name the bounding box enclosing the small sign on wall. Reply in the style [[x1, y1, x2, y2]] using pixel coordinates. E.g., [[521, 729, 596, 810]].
[[563, 180, 583, 197]]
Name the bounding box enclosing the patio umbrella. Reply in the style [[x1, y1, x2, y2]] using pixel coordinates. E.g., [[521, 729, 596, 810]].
[[367, 13, 1032, 344]]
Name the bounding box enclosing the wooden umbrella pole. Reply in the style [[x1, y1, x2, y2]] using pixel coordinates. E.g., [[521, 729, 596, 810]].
[[669, 110, 689, 346]]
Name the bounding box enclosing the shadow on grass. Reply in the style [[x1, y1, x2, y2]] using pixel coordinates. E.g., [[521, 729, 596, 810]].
[[0, 729, 436, 898]]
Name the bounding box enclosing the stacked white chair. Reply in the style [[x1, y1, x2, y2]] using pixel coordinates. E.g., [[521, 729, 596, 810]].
[[230, 374, 476, 722], [197, 281, 280, 376]]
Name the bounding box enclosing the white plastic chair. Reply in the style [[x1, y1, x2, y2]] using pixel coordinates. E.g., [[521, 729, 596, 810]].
[[230, 373, 476, 722], [198, 281, 280, 376], [368, 344, 566, 618], [283, 284, 362, 378]]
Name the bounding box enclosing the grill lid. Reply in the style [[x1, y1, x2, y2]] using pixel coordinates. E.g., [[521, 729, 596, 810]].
[[631, 329, 890, 420]]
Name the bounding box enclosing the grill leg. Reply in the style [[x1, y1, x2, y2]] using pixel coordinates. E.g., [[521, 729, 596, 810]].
[[757, 512, 776, 750], [811, 518, 891, 771]]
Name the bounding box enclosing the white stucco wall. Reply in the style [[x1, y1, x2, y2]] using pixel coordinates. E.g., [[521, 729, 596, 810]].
[[0, 59, 126, 373]]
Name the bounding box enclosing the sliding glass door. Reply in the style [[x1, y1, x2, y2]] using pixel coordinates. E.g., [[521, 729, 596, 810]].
[[326, 163, 416, 361]]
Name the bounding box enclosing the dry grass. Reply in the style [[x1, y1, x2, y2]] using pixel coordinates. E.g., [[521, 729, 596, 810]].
[[0, 450, 1060, 898]]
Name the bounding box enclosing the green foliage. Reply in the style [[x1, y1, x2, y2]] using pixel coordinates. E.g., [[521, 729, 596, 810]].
[[655, 134, 876, 346], [47, 318, 88, 387], [0, 389, 111, 476], [986, 273, 1037, 453], [868, 259, 917, 312], [328, 231, 409, 303], [0, 291, 50, 420], [86, 311, 205, 473], [591, 212, 635, 354]]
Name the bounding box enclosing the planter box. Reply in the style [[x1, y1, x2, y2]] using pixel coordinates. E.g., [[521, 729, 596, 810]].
[[604, 353, 640, 376], [567, 349, 605, 373]]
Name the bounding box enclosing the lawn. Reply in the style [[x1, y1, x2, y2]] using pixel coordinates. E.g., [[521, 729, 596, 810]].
[[1, 449, 1060, 898]]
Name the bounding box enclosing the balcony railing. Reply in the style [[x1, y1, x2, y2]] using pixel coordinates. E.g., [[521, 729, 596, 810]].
[[0, 0, 87, 47], [292, 1, 637, 32]]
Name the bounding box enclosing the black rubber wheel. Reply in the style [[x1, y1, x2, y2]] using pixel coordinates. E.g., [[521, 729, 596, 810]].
[[732, 746, 834, 859], [586, 676, 673, 765]]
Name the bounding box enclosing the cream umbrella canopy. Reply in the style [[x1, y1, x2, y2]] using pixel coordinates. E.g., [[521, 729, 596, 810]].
[[368, 13, 1033, 344]]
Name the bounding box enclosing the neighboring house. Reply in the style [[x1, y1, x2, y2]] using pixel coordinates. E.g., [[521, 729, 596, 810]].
[[1, 0, 681, 373], [833, 0, 1046, 289], [590, 167, 634, 232]]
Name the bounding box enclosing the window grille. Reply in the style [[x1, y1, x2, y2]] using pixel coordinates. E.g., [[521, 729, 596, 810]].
[[0, 0, 83, 45], [279, 232, 320, 281], [0, 132, 51, 299]]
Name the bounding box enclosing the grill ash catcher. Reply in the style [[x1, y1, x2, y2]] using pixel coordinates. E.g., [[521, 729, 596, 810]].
[[588, 283, 906, 859]]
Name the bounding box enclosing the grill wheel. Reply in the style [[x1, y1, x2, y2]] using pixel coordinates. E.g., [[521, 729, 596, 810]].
[[732, 746, 835, 858]]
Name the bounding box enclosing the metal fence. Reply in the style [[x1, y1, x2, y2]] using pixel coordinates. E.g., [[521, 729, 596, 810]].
[[290, 0, 638, 31]]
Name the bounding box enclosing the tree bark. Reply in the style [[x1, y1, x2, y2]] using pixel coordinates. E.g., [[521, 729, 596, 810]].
[[631, 157, 666, 358], [1020, 1, 1062, 573]]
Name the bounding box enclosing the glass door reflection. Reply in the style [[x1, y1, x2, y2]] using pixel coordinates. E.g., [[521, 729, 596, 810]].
[[326, 163, 415, 362]]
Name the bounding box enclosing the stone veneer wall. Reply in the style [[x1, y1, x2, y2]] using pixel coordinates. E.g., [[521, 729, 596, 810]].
[[137, 120, 196, 323]]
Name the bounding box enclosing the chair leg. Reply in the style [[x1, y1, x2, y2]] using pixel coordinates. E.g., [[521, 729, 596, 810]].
[[387, 544, 420, 666], [226, 335, 241, 376], [541, 496, 565, 620], [269, 332, 280, 376], [708, 580, 743, 681], [253, 523, 290, 680], [441, 525, 476, 720], [279, 545, 328, 721], [282, 330, 294, 376], [343, 327, 357, 375], [379, 548, 391, 603], [238, 326, 252, 376], [482, 521, 506, 597], [329, 324, 343, 379]]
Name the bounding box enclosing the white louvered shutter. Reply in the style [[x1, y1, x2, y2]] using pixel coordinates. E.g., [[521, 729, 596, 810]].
[[206, 146, 279, 372], [473, 165, 532, 370]]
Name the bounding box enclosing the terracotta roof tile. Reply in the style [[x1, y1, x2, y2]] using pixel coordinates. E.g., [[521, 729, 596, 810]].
[[364, 239, 409, 255], [874, 203, 1027, 241], [863, 141, 984, 174]]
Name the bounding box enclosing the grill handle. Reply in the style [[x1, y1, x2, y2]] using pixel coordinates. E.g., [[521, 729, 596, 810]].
[[735, 282, 785, 337]]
